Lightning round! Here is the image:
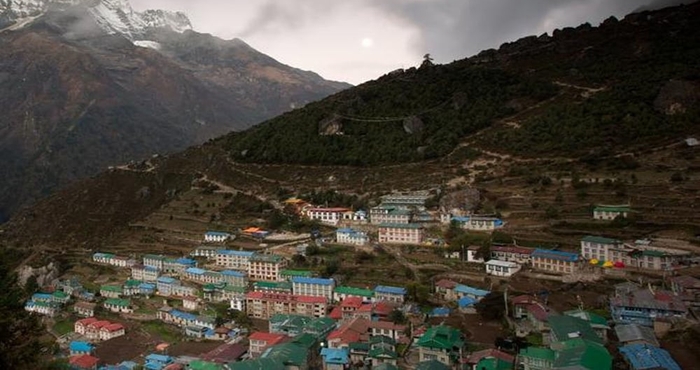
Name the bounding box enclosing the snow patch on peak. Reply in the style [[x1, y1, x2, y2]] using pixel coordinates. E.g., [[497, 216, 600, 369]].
[[87, 0, 192, 39], [133, 40, 161, 50]]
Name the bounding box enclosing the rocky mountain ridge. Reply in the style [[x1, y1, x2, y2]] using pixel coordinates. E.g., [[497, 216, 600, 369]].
[[0, 0, 350, 221]]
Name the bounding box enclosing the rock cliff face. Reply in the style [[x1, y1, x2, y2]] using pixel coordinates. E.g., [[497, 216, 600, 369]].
[[0, 0, 350, 221]]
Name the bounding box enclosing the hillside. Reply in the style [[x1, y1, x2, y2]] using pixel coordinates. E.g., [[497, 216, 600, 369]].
[[2, 2, 700, 251], [0, 0, 349, 221]]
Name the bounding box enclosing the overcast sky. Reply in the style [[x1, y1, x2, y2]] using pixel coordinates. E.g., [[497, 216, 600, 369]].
[[134, 0, 685, 84]]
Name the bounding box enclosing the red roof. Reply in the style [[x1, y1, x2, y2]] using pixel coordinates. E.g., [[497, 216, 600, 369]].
[[526, 303, 552, 322], [511, 295, 538, 305], [103, 323, 124, 332], [76, 317, 99, 326], [435, 279, 458, 289], [69, 354, 99, 369], [327, 317, 370, 344], [245, 291, 326, 304], [88, 320, 112, 329], [466, 349, 515, 364], [329, 306, 343, 320], [492, 245, 534, 255], [369, 321, 406, 331], [341, 296, 364, 308], [373, 301, 395, 316], [296, 295, 327, 304], [308, 208, 349, 213], [249, 332, 288, 345], [201, 343, 248, 363]]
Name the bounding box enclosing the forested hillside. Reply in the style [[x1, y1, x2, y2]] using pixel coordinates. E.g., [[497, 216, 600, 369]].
[[222, 3, 700, 165]]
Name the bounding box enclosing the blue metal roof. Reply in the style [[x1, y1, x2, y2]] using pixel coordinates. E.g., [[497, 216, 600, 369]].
[[205, 231, 231, 236], [458, 296, 477, 307], [454, 284, 490, 296], [375, 285, 407, 295], [139, 283, 156, 289], [321, 348, 350, 365], [32, 293, 53, 301], [620, 344, 681, 370], [292, 276, 335, 285], [336, 228, 356, 233], [175, 258, 196, 265], [70, 341, 94, 353], [185, 267, 206, 275], [430, 307, 451, 317], [217, 249, 256, 257], [157, 276, 176, 284], [532, 249, 579, 262], [170, 309, 197, 321], [221, 270, 246, 277]]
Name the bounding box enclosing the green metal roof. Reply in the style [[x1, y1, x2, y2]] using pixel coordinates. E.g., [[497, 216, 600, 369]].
[[368, 347, 398, 359], [250, 254, 285, 263], [564, 309, 609, 328], [416, 325, 464, 350], [263, 343, 308, 366], [124, 279, 142, 288], [53, 291, 69, 299], [291, 333, 317, 349], [548, 315, 602, 344], [373, 364, 400, 370], [378, 222, 423, 229], [223, 285, 247, 293], [280, 269, 313, 277], [594, 205, 631, 212], [370, 335, 396, 346], [552, 338, 612, 370], [349, 342, 370, 352], [333, 286, 374, 297], [104, 298, 130, 307], [188, 360, 225, 370], [254, 281, 292, 291], [100, 285, 123, 292], [415, 360, 450, 370], [519, 346, 555, 361], [581, 235, 621, 244], [476, 358, 514, 370], [228, 358, 285, 370]]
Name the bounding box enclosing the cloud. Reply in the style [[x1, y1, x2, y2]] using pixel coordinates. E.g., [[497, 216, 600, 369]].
[[237, 0, 343, 37], [369, 0, 689, 63]]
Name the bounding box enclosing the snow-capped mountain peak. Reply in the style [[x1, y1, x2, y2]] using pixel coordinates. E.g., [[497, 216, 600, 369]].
[[1, 0, 192, 38]]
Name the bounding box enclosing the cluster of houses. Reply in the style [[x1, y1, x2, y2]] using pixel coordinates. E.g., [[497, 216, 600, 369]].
[[287, 191, 506, 247], [459, 234, 694, 281], [507, 278, 690, 370]]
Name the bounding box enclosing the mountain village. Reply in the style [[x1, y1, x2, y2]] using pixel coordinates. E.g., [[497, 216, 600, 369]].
[[23, 190, 700, 370]]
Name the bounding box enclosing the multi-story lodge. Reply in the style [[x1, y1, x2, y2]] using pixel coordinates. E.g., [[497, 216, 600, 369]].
[[131, 264, 159, 282], [156, 277, 197, 297], [374, 285, 407, 304], [190, 246, 219, 259], [451, 215, 504, 232], [163, 258, 197, 274], [370, 206, 413, 225], [593, 205, 631, 220], [377, 223, 424, 245], [380, 191, 431, 211], [292, 277, 335, 300], [204, 231, 232, 243], [92, 253, 136, 268], [531, 249, 580, 274], [216, 250, 256, 270], [143, 254, 168, 271], [245, 291, 328, 319], [610, 284, 687, 327], [336, 228, 370, 246], [306, 207, 350, 226], [581, 236, 691, 270], [490, 245, 534, 265], [248, 254, 288, 281]]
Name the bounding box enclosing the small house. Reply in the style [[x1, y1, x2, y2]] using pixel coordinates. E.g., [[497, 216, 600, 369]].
[[205, 231, 232, 243], [74, 302, 96, 317], [69, 354, 100, 370], [320, 347, 349, 370], [485, 260, 521, 277], [593, 205, 630, 220], [70, 341, 94, 356], [619, 344, 681, 370], [373, 285, 407, 304]]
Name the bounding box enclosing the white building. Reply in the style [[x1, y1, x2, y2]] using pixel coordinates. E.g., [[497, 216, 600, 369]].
[[485, 260, 521, 277], [336, 228, 370, 246], [580, 235, 624, 262], [99, 323, 125, 341], [230, 296, 246, 311], [248, 254, 288, 281], [593, 205, 630, 220], [378, 223, 424, 244], [465, 245, 485, 263], [182, 296, 198, 311], [190, 246, 219, 259], [143, 254, 167, 270], [216, 250, 256, 270], [292, 277, 335, 300], [306, 208, 349, 226], [205, 231, 232, 243], [131, 265, 159, 282], [92, 252, 136, 268], [452, 216, 504, 232]]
